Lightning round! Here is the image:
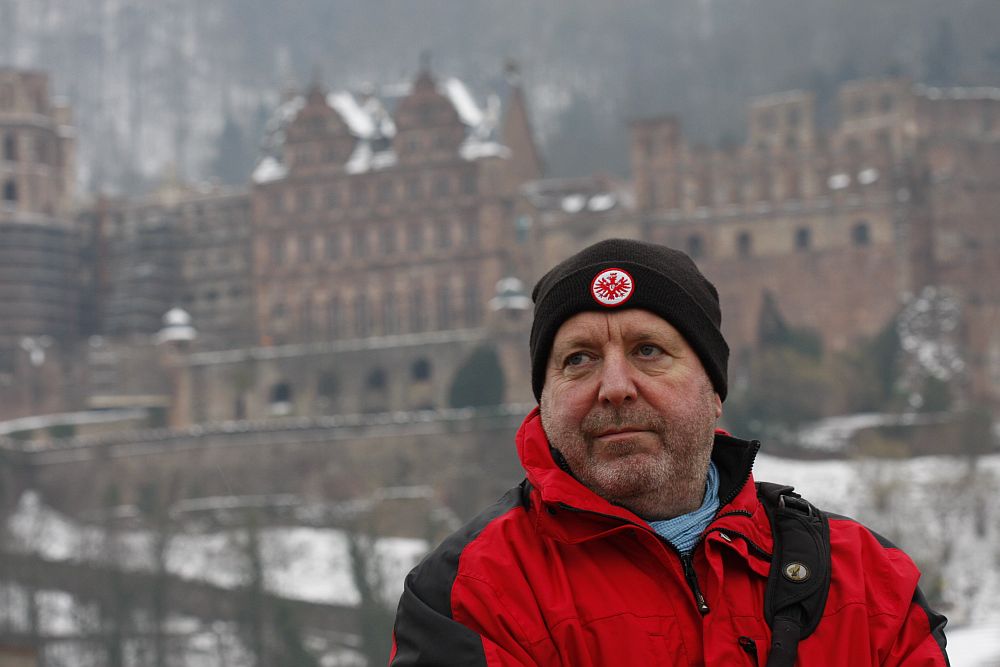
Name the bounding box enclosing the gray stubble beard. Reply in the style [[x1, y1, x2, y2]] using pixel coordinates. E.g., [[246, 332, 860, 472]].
[[540, 386, 718, 520]]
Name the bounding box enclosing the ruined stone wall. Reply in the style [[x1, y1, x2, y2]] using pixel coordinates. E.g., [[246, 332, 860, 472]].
[[16, 408, 530, 525]]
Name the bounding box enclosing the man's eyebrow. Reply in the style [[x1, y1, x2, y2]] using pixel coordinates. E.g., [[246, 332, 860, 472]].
[[552, 334, 598, 352]]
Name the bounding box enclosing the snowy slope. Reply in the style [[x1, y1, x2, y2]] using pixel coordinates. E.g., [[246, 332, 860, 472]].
[[5, 451, 999, 663]]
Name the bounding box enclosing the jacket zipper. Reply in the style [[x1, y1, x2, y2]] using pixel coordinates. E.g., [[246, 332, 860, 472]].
[[704, 527, 772, 561], [679, 553, 710, 615], [738, 636, 759, 666]]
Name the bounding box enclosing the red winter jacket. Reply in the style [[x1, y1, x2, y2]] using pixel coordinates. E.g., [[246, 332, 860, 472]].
[[390, 408, 949, 666]]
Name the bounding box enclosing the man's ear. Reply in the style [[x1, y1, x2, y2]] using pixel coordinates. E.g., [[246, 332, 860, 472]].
[[714, 393, 723, 419]]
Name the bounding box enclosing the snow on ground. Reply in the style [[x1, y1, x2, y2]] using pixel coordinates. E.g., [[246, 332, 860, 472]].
[[5, 491, 427, 607], [5, 450, 999, 663], [947, 618, 1000, 667]]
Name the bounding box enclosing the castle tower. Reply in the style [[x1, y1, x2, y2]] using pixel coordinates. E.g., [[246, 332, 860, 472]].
[[0, 70, 79, 345], [0, 68, 80, 418]]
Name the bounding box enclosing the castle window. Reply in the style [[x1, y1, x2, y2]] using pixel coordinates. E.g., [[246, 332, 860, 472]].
[[297, 189, 312, 212], [879, 93, 894, 113], [317, 372, 339, 398], [299, 235, 312, 262], [438, 284, 452, 329], [736, 231, 753, 258], [270, 382, 293, 404], [686, 234, 704, 260], [353, 228, 368, 257], [852, 221, 871, 246], [380, 226, 396, 255], [436, 221, 451, 249], [367, 367, 386, 390], [411, 358, 432, 382], [462, 171, 476, 195], [326, 233, 340, 259], [853, 97, 868, 116], [3, 134, 17, 161], [351, 182, 369, 207], [434, 174, 451, 197], [355, 294, 370, 336], [787, 107, 801, 127], [407, 224, 423, 252], [270, 237, 284, 264], [325, 188, 340, 208], [877, 130, 892, 152], [377, 179, 393, 203], [464, 218, 479, 247], [464, 277, 480, 326], [410, 288, 425, 331], [327, 297, 341, 338], [301, 298, 313, 339], [383, 292, 398, 334], [795, 227, 812, 250], [407, 176, 422, 199], [2, 179, 15, 203]]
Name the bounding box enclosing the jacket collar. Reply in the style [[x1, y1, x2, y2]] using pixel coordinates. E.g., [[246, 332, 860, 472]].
[[516, 408, 761, 539]]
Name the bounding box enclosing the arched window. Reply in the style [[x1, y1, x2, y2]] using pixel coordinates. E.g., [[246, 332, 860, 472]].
[[366, 367, 387, 391], [271, 382, 293, 403], [382, 292, 398, 335], [852, 221, 871, 246], [464, 278, 480, 327], [410, 289, 425, 332], [438, 284, 451, 329], [795, 227, 811, 251], [686, 234, 704, 260], [324, 297, 338, 338], [317, 372, 338, 398], [2, 179, 15, 203], [736, 231, 753, 258], [411, 358, 432, 382], [3, 134, 16, 161], [354, 294, 369, 336]]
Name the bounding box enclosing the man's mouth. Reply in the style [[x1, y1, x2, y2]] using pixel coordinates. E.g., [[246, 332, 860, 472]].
[[593, 426, 648, 439]]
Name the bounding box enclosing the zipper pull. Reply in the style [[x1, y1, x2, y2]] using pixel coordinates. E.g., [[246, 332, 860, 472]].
[[680, 554, 710, 615], [738, 636, 759, 666]]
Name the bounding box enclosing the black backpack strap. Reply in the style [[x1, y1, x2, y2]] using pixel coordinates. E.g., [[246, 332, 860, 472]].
[[756, 482, 832, 667]]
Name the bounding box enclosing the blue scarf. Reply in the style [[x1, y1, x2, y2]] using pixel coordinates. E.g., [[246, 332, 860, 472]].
[[647, 461, 720, 555]]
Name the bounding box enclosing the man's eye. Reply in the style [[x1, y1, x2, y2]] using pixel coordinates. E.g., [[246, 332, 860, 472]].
[[564, 352, 590, 367], [636, 344, 663, 358]]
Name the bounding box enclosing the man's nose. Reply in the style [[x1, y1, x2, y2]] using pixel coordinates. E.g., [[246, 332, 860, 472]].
[[597, 351, 637, 406]]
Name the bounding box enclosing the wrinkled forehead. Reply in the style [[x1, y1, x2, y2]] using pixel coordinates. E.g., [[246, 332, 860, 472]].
[[549, 308, 688, 350]]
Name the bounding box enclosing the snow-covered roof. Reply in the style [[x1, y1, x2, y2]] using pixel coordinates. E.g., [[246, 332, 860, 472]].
[[459, 139, 510, 161], [256, 74, 507, 178], [443, 77, 484, 127], [916, 85, 1000, 102], [521, 177, 624, 215], [251, 156, 288, 184], [328, 91, 377, 138]]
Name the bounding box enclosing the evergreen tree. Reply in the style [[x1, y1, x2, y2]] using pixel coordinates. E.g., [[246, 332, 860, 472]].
[[448, 345, 505, 408], [925, 18, 958, 86], [211, 111, 253, 185]]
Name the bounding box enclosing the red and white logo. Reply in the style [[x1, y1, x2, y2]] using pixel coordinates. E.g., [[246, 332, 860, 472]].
[[590, 268, 634, 307]]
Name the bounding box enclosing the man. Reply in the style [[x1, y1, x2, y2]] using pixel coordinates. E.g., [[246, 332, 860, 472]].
[[389, 239, 949, 665]]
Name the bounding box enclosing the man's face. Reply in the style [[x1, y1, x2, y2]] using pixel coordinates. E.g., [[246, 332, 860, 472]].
[[539, 309, 722, 520]]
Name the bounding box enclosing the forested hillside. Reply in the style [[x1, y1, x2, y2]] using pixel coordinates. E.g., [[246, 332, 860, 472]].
[[1, 0, 998, 191]]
